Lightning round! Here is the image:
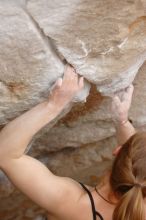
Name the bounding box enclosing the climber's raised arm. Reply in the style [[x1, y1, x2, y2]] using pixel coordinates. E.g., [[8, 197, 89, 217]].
[[0, 65, 84, 160], [111, 84, 136, 146], [0, 65, 84, 216]]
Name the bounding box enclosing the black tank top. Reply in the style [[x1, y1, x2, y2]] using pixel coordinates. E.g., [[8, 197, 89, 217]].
[[80, 183, 104, 220]]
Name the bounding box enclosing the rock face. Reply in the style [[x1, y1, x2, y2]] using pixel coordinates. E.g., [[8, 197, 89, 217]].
[[27, 0, 146, 94], [0, 1, 64, 125], [0, 0, 146, 219], [0, 1, 90, 125]]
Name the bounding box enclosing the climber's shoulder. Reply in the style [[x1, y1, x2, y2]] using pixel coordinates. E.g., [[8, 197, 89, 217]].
[[0, 154, 84, 216]]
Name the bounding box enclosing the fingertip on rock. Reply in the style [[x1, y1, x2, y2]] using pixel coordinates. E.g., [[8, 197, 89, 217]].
[[56, 77, 63, 87], [79, 77, 84, 88]]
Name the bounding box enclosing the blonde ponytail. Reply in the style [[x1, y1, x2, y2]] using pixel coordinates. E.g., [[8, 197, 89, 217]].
[[110, 132, 146, 220], [113, 185, 144, 220]]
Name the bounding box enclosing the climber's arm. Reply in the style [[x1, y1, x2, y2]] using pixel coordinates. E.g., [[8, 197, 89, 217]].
[[0, 155, 82, 214], [0, 65, 84, 214], [0, 101, 61, 159], [111, 85, 136, 146], [114, 120, 136, 146], [0, 65, 84, 160]]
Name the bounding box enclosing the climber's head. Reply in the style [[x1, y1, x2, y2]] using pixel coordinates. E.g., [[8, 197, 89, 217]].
[[110, 132, 146, 220]]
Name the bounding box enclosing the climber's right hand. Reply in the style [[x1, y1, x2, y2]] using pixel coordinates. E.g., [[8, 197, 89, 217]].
[[111, 84, 134, 125], [48, 64, 84, 113]]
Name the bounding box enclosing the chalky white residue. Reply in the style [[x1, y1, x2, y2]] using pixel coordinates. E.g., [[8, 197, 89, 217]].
[[78, 39, 90, 57], [100, 47, 114, 55], [100, 37, 128, 56], [117, 37, 128, 49], [97, 51, 146, 95]]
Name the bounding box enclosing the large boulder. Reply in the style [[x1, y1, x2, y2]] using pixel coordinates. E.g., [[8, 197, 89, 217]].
[[27, 0, 146, 94], [0, 1, 90, 125], [0, 0, 146, 219]]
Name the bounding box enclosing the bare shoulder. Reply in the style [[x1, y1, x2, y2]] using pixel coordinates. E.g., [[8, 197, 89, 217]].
[[47, 180, 94, 220], [55, 177, 87, 202], [0, 155, 86, 216]]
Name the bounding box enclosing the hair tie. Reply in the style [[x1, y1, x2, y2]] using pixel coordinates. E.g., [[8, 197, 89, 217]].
[[134, 183, 146, 189], [134, 183, 142, 188]]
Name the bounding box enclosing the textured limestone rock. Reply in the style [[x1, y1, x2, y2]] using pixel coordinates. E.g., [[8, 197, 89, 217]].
[[0, 171, 14, 199], [31, 61, 146, 153], [1, 0, 26, 6], [35, 136, 117, 185], [0, 3, 62, 124], [129, 62, 146, 127], [32, 110, 115, 151], [27, 0, 146, 95], [0, 2, 90, 125], [0, 0, 146, 219]]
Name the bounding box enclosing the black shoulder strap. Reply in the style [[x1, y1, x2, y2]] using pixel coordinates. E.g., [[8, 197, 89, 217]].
[[96, 211, 104, 220], [79, 182, 97, 220], [80, 183, 104, 220]]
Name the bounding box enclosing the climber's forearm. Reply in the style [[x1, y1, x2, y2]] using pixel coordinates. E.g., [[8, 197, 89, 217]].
[[0, 101, 59, 160], [115, 120, 136, 146]]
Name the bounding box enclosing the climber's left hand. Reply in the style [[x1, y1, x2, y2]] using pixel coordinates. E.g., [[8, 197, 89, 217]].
[[111, 84, 134, 125]]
